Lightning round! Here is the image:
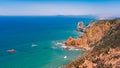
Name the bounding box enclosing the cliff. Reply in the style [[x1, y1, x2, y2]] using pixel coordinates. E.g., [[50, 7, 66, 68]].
[[64, 19, 113, 50], [62, 19, 120, 68]]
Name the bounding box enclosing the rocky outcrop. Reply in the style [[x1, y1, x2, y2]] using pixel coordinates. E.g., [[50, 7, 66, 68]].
[[7, 49, 16, 53], [64, 20, 111, 50], [76, 21, 86, 32], [62, 19, 120, 68]]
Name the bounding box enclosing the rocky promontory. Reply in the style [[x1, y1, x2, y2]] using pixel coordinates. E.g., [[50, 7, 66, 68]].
[[62, 19, 120, 68]]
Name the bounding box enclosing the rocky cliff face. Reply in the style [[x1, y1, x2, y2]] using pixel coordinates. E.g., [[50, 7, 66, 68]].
[[64, 20, 111, 50], [62, 19, 120, 68]]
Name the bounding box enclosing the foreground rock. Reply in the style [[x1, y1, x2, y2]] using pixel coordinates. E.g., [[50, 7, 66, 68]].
[[62, 19, 120, 68]]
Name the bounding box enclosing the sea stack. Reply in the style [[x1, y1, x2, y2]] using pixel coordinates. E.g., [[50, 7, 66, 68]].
[[76, 21, 86, 32], [62, 19, 120, 68]]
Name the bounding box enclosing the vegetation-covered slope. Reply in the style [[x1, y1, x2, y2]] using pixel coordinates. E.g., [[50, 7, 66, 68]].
[[63, 19, 120, 68]]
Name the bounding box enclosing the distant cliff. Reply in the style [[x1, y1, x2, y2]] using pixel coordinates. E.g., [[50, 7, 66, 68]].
[[62, 19, 120, 68]]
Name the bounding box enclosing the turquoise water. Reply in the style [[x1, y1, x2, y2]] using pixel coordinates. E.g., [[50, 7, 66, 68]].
[[0, 16, 95, 68]]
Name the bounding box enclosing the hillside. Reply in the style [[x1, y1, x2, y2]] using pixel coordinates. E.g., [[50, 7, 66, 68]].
[[62, 19, 120, 68]]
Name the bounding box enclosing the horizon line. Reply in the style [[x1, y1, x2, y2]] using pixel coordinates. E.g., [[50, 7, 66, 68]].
[[0, 14, 120, 17]]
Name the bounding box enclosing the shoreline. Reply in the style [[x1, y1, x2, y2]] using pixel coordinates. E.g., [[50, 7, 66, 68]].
[[62, 18, 120, 68]]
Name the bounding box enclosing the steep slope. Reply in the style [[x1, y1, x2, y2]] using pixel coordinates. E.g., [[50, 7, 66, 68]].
[[62, 19, 120, 68], [64, 20, 111, 50]]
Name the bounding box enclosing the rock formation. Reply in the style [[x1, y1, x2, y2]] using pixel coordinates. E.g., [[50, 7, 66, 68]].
[[7, 49, 16, 53], [76, 21, 86, 32], [64, 20, 111, 50], [62, 19, 120, 68]]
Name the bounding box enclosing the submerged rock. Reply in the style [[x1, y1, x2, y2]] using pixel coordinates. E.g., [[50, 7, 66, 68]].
[[7, 49, 16, 53]]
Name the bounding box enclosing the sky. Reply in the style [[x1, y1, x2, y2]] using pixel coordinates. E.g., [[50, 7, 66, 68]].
[[0, 0, 120, 16]]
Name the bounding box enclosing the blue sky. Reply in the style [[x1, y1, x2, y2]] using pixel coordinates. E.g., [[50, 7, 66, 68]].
[[0, 0, 120, 16]]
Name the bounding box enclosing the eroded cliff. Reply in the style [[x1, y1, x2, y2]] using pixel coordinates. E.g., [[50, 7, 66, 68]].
[[64, 20, 112, 50], [62, 19, 120, 68]]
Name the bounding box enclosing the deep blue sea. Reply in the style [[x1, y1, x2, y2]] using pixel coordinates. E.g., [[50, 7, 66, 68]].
[[0, 16, 96, 68]]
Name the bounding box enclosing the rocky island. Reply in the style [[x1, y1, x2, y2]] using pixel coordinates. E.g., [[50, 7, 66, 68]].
[[62, 18, 120, 68]]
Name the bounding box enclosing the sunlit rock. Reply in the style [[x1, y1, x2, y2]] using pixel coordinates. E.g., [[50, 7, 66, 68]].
[[64, 19, 112, 50], [62, 19, 120, 68]]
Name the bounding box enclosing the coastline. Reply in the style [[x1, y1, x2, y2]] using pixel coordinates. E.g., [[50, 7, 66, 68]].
[[62, 18, 120, 68]]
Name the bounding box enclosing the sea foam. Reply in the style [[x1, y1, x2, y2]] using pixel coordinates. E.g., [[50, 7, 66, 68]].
[[31, 43, 38, 47], [52, 41, 80, 51]]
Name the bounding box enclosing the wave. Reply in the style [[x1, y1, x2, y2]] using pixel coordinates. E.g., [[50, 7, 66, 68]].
[[54, 41, 63, 45], [31, 43, 38, 47], [68, 46, 80, 51], [52, 41, 81, 51]]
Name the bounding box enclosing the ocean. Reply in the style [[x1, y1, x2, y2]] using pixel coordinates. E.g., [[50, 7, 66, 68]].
[[0, 16, 96, 68]]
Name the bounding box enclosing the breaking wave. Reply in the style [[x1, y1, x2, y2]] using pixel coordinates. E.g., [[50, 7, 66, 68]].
[[31, 43, 38, 47], [51, 41, 81, 51]]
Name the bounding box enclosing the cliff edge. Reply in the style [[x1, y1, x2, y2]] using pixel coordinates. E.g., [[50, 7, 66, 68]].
[[62, 19, 120, 68]]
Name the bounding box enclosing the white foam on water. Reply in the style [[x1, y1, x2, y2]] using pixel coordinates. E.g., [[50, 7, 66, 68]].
[[31, 43, 38, 47], [52, 41, 81, 51], [54, 41, 63, 45], [75, 49, 79, 51], [61, 45, 67, 49], [53, 41, 68, 48], [58, 67, 61, 68], [64, 56, 67, 59], [69, 46, 80, 51]]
